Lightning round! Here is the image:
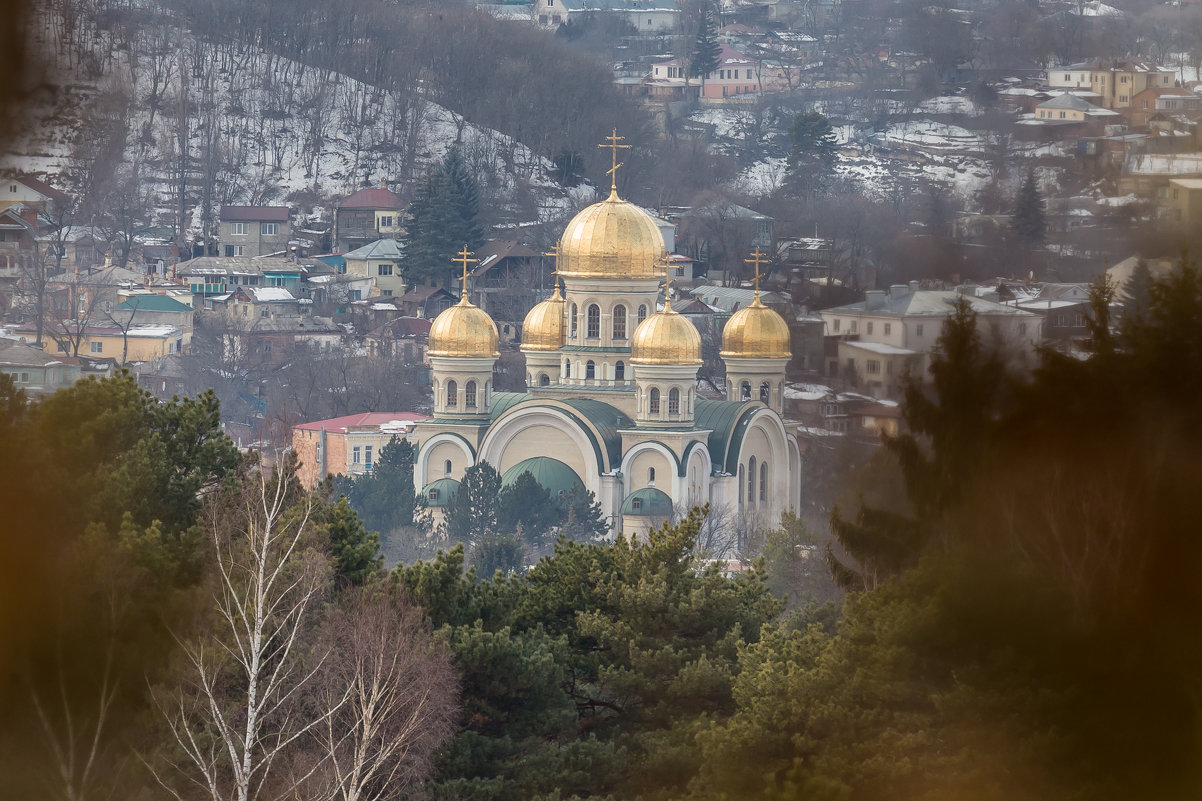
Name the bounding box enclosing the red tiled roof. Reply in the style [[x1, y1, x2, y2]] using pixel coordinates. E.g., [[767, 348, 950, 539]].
[[338, 187, 407, 210], [220, 205, 290, 222], [13, 174, 70, 203], [293, 412, 430, 432]]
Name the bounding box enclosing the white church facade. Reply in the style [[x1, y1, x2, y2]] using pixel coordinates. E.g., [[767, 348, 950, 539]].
[[414, 155, 801, 537]]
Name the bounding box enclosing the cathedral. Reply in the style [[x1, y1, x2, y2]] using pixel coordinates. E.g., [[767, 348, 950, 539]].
[[415, 144, 800, 538]]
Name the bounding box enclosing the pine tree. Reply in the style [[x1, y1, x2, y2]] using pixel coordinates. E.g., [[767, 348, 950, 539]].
[[444, 461, 502, 546], [401, 147, 486, 288], [1125, 258, 1153, 323], [335, 437, 416, 535], [784, 111, 839, 200], [689, 7, 722, 93], [1010, 171, 1046, 249]]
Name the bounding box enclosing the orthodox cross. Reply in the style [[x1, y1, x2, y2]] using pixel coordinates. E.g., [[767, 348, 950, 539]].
[[662, 253, 674, 310], [453, 245, 477, 303], [744, 247, 770, 300], [544, 244, 561, 295], [598, 128, 630, 193]]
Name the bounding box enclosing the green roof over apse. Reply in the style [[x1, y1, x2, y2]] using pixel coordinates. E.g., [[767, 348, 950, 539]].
[[490, 392, 531, 420], [695, 399, 760, 475], [421, 477, 461, 508], [501, 457, 585, 498], [620, 487, 674, 517], [560, 398, 632, 469]]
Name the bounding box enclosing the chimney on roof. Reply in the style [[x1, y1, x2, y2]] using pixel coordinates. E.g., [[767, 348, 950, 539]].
[[889, 283, 910, 299], [865, 289, 886, 310], [909, 280, 919, 293]]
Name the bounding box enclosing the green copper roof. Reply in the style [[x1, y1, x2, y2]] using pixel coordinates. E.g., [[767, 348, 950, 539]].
[[112, 295, 193, 312], [421, 477, 461, 508], [501, 457, 584, 498], [620, 487, 674, 517], [695, 399, 760, 474], [561, 398, 632, 469], [490, 392, 531, 420]]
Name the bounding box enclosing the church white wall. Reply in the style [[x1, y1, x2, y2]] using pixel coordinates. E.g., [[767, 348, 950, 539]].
[[417, 435, 475, 487]]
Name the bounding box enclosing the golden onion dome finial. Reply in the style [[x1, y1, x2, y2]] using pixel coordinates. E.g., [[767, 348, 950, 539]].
[[428, 246, 499, 357], [543, 244, 563, 298], [661, 253, 673, 311], [630, 301, 702, 366], [720, 254, 791, 360], [453, 244, 477, 305], [745, 246, 770, 304]]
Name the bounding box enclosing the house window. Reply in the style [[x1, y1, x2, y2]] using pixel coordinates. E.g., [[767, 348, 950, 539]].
[[867, 321, 874, 335], [446, 380, 457, 407], [261, 223, 278, 236], [365, 445, 373, 468], [381, 290, 392, 296], [760, 462, 768, 502], [378, 264, 393, 276], [1019, 322, 1027, 335], [649, 387, 660, 414], [668, 387, 680, 414], [17, 372, 29, 383], [586, 304, 600, 338], [615, 361, 625, 381], [648, 467, 656, 484], [353, 446, 361, 464], [884, 323, 891, 335], [233, 222, 249, 235], [378, 215, 393, 229], [612, 304, 627, 339], [1120, 75, 1128, 83], [1119, 95, 1127, 104], [585, 360, 596, 379], [866, 359, 881, 375], [760, 382, 770, 404], [1064, 74, 1070, 80], [465, 380, 477, 409], [90, 341, 103, 354], [832, 318, 841, 332], [916, 324, 924, 337], [637, 304, 647, 325], [850, 320, 857, 333], [231, 245, 245, 256]]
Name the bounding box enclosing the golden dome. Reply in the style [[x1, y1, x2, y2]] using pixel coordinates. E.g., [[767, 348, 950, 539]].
[[428, 295, 499, 358], [720, 295, 791, 359], [558, 189, 666, 279], [521, 285, 566, 351], [630, 302, 703, 365]]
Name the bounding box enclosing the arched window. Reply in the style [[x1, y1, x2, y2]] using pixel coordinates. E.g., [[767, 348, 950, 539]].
[[612, 304, 627, 339], [446, 380, 458, 407], [760, 382, 770, 404], [587, 304, 600, 338], [740, 381, 751, 401], [738, 465, 744, 509], [564, 360, 571, 378], [465, 380, 477, 409], [687, 389, 693, 414], [586, 360, 596, 379], [484, 381, 490, 405], [637, 304, 648, 325], [539, 373, 550, 386], [649, 387, 660, 414], [668, 387, 680, 414], [570, 303, 578, 338], [648, 467, 656, 484], [747, 457, 757, 505], [614, 361, 625, 381], [444, 459, 452, 477], [760, 461, 768, 502]]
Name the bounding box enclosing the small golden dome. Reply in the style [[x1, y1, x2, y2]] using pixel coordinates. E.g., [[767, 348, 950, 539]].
[[720, 296, 791, 359], [521, 285, 566, 351], [630, 302, 702, 365], [559, 190, 666, 279], [428, 295, 499, 358]]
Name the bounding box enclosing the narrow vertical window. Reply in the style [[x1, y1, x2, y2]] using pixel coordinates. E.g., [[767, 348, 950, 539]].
[[446, 380, 457, 407], [586, 360, 596, 379], [444, 459, 452, 476], [615, 361, 625, 381], [612, 304, 627, 339], [637, 304, 647, 325], [649, 388, 660, 414], [741, 381, 751, 401], [587, 304, 600, 338], [465, 381, 477, 409], [760, 382, 770, 404], [747, 457, 757, 505], [570, 304, 578, 338], [668, 387, 680, 414], [760, 462, 768, 502]]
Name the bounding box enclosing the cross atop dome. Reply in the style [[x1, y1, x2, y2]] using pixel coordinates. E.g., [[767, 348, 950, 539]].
[[453, 245, 477, 305], [544, 244, 562, 297], [744, 247, 770, 301], [598, 128, 630, 196]]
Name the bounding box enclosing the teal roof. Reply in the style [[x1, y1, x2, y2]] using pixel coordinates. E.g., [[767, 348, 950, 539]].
[[490, 392, 530, 420], [695, 399, 760, 474], [561, 398, 632, 469], [112, 295, 193, 313], [501, 457, 584, 497], [421, 477, 461, 508], [620, 487, 674, 517]]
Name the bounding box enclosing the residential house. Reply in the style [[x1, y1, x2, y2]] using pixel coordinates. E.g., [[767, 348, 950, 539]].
[[20, 322, 185, 364], [1089, 60, 1176, 110], [110, 293, 196, 350], [1000, 282, 1092, 347], [1126, 87, 1202, 130], [134, 354, 195, 401], [222, 314, 341, 368], [0, 174, 70, 212], [1157, 178, 1202, 229], [226, 286, 303, 322], [1047, 62, 1093, 90], [1032, 92, 1121, 126], [469, 239, 540, 316], [343, 238, 405, 298], [218, 206, 292, 257], [676, 204, 774, 279], [820, 283, 1042, 388], [532, 0, 677, 31], [365, 315, 431, 361], [398, 285, 458, 318], [0, 206, 39, 287], [333, 185, 407, 254], [292, 412, 431, 489], [648, 45, 786, 100], [0, 339, 82, 397], [835, 340, 923, 399]]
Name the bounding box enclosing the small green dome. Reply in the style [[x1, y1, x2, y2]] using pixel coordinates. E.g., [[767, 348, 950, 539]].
[[620, 487, 673, 517], [501, 457, 585, 498], [421, 477, 461, 508]]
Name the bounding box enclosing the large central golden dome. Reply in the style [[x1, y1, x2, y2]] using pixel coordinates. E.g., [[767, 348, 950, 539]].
[[520, 285, 566, 351], [428, 295, 499, 358], [630, 302, 702, 365], [558, 189, 666, 279], [720, 296, 791, 359]]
